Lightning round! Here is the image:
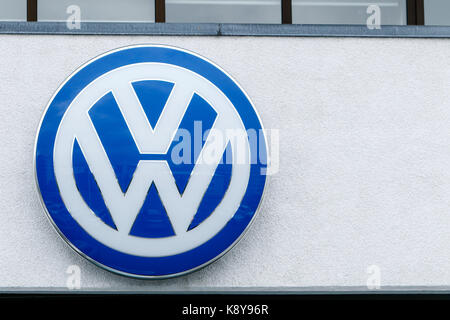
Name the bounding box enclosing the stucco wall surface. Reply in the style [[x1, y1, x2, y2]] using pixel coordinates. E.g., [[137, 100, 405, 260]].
[[0, 34, 449, 290]]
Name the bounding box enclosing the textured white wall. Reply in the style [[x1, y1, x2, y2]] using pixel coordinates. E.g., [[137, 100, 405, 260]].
[[0, 34, 449, 291]]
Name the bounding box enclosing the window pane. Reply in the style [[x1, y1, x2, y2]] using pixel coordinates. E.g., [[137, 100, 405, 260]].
[[425, 0, 450, 26], [0, 0, 26, 21], [166, 0, 281, 24], [38, 0, 155, 22], [292, 0, 406, 25]]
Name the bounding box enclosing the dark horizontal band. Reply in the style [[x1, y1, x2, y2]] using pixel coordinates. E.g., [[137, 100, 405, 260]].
[[1, 22, 450, 38]]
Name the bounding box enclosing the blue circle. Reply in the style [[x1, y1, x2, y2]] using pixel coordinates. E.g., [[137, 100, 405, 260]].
[[35, 45, 267, 278]]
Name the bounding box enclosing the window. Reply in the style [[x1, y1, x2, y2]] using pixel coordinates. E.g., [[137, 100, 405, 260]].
[[0, 0, 449, 30], [292, 0, 407, 25], [38, 0, 155, 22], [0, 0, 26, 21], [166, 0, 281, 24], [425, 0, 450, 26]]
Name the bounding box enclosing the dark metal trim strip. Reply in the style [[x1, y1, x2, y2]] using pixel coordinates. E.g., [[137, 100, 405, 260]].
[[282, 0, 292, 24], [155, 0, 166, 23]]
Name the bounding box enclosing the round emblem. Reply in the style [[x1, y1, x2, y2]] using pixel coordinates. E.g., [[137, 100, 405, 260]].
[[35, 45, 267, 278]]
